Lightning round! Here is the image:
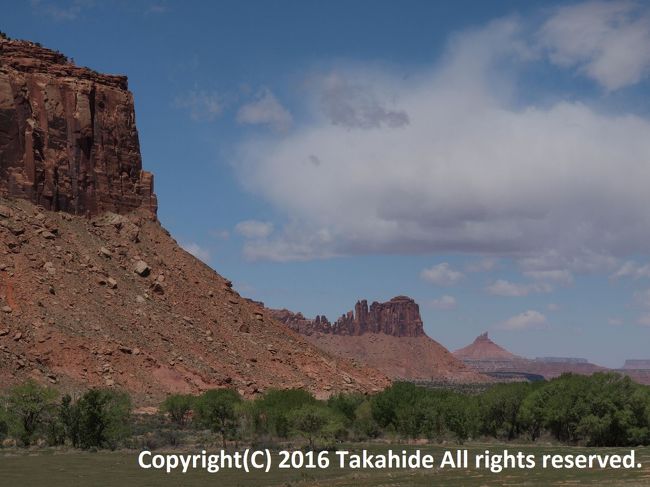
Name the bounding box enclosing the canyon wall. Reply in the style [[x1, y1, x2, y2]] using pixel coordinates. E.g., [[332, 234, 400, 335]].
[[0, 38, 156, 216]]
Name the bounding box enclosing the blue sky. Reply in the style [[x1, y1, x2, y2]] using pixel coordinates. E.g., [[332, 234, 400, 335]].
[[4, 0, 650, 367]]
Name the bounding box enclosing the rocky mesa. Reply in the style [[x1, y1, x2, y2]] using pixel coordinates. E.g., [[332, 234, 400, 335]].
[[274, 296, 424, 337], [271, 297, 487, 383], [0, 38, 390, 403]]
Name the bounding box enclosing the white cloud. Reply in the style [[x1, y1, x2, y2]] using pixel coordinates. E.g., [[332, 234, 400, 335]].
[[242, 226, 337, 262], [234, 220, 274, 239], [539, 1, 650, 91], [429, 295, 457, 310], [237, 88, 292, 131], [634, 288, 650, 308], [518, 250, 618, 275], [174, 90, 223, 121], [522, 269, 574, 285], [486, 279, 552, 297], [637, 314, 650, 327], [547, 303, 560, 312], [497, 310, 547, 331], [608, 317, 624, 326], [209, 229, 230, 240], [181, 242, 211, 263], [318, 73, 409, 129], [420, 263, 464, 286], [611, 261, 650, 280], [146, 3, 169, 14], [465, 257, 498, 273], [234, 16, 650, 262], [30, 0, 93, 21]]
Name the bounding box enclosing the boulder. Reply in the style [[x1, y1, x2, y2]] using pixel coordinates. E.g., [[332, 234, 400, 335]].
[[134, 260, 150, 277]]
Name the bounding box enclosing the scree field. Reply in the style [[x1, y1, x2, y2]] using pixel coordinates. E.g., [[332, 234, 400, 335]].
[[2, 445, 650, 486]]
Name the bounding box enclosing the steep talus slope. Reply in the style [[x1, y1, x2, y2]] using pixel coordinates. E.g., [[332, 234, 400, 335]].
[[0, 198, 388, 403]]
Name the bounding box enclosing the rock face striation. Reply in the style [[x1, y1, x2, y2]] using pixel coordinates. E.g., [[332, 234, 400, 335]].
[[272, 296, 424, 337], [0, 38, 157, 216]]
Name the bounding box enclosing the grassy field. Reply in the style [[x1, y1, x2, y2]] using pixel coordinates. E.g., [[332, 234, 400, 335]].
[[1, 444, 650, 486]]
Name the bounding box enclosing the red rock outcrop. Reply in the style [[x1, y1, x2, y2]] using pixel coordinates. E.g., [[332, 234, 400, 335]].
[[269, 309, 332, 335], [270, 297, 487, 383], [0, 38, 157, 216], [271, 296, 424, 337], [334, 296, 424, 337]]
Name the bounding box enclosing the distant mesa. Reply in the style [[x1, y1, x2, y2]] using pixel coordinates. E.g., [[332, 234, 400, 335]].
[[271, 296, 487, 384], [535, 357, 588, 364], [272, 295, 424, 338], [453, 333, 609, 381], [622, 359, 650, 370]]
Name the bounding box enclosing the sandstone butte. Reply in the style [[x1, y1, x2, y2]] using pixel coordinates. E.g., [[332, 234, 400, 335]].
[[451, 332, 650, 384], [270, 296, 488, 383], [0, 37, 390, 404]]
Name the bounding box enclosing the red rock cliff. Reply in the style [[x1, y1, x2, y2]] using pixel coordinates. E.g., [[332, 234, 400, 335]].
[[271, 295, 425, 337], [0, 38, 157, 216]]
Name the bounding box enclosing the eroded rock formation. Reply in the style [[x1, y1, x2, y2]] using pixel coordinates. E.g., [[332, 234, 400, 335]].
[[0, 38, 157, 216], [270, 297, 485, 383], [271, 295, 424, 337]]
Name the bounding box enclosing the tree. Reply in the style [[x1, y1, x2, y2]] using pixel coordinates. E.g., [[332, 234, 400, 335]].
[[6, 380, 57, 446], [0, 405, 8, 441], [77, 389, 131, 449], [479, 383, 531, 440], [195, 389, 241, 448], [327, 393, 365, 424], [161, 394, 194, 427], [59, 394, 81, 447], [442, 394, 479, 444], [518, 385, 550, 442], [371, 382, 423, 430], [251, 389, 316, 439], [292, 404, 331, 450], [352, 400, 381, 440]]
